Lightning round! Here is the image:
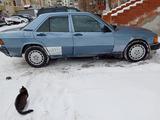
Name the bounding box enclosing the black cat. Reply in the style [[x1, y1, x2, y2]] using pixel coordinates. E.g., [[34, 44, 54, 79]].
[[15, 86, 34, 115]]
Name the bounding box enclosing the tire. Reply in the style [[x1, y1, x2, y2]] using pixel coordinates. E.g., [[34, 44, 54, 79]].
[[124, 41, 150, 62], [24, 46, 49, 68]]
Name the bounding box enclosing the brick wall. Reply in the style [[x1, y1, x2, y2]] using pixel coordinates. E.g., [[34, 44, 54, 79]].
[[103, 0, 160, 25]]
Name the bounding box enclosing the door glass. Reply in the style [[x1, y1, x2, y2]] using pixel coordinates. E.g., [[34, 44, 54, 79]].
[[72, 15, 101, 32], [50, 16, 69, 32], [37, 19, 49, 32], [37, 16, 69, 32]]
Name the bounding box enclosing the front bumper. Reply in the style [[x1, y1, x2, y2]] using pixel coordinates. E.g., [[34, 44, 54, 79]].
[[0, 46, 10, 56], [150, 43, 160, 50]]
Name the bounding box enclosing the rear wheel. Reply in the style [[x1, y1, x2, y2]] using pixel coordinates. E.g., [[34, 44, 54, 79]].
[[24, 46, 49, 67], [124, 41, 149, 62]]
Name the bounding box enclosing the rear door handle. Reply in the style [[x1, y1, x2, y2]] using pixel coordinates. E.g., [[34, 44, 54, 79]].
[[74, 33, 83, 36], [37, 33, 46, 36]]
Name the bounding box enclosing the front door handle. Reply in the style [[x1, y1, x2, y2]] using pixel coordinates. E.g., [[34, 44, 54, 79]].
[[74, 33, 83, 36], [37, 33, 46, 36]]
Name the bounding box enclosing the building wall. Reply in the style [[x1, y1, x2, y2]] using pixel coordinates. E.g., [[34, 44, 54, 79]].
[[78, 0, 106, 14]]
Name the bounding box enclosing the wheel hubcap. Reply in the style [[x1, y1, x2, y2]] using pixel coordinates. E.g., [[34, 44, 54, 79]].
[[28, 50, 44, 65], [129, 44, 146, 61]]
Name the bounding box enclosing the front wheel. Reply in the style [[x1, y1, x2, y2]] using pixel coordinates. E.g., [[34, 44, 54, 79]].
[[124, 41, 149, 62], [24, 46, 49, 67]]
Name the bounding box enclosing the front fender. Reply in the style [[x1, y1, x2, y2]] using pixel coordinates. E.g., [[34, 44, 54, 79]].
[[113, 34, 150, 53]]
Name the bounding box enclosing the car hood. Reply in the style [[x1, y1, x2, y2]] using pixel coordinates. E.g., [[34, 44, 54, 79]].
[[116, 26, 156, 37]]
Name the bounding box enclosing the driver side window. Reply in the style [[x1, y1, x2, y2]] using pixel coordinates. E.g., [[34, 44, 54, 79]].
[[72, 15, 102, 32]]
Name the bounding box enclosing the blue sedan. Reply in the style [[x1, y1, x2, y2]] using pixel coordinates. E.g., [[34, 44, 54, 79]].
[[0, 12, 159, 67]]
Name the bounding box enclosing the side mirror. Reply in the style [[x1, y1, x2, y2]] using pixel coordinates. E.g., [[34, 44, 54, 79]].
[[101, 26, 111, 32]]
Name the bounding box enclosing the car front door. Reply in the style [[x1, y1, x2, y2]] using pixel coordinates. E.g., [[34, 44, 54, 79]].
[[71, 15, 114, 56], [34, 15, 73, 57]]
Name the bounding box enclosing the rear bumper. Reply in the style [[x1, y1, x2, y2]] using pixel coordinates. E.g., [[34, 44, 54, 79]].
[[150, 43, 160, 50], [0, 46, 10, 56]]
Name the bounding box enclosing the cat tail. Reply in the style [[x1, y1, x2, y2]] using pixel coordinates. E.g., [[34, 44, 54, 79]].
[[19, 109, 34, 115]]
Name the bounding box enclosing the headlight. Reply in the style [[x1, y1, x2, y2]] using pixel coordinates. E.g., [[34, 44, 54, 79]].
[[153, 35, 158, 44]]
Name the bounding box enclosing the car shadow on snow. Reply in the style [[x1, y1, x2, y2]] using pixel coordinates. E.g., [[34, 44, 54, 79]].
[[2, 51, 160, 81], [2, 53, 159, 81], [7, 50, 160, 75], [46, 50, 160, 70], [48, 56, 144, 69]]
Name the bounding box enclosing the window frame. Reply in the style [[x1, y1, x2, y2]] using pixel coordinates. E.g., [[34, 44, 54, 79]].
[[71, 15, 104, 32]]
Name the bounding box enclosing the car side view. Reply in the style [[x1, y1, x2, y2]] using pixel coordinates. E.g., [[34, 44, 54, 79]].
[[0, 12, 160, 67]]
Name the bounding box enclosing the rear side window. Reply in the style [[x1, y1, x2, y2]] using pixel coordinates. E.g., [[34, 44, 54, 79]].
[[37, 16, 69, 32], [37, 19, 49, 32], [50, 16, 69, 32]]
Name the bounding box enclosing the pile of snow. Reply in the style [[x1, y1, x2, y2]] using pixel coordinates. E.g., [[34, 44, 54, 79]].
[[103, 0, 139, 15], [156, 7, 160, 12], [143, 14, 160, 35], [111, 0, 144, 16]]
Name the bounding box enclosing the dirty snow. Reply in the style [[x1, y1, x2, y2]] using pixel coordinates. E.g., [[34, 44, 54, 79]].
[[142, 7, 160, 35], [0, 24, 160, 120], [143, 14, 160, 35]]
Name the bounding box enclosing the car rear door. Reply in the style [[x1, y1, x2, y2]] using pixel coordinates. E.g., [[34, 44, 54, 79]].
[[34, 15, 73, 57], [71, 14, 114, 56]]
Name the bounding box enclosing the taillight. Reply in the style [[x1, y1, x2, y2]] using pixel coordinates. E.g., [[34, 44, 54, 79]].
[[153, 35, 158, 44], [0, 39, 4, 45]]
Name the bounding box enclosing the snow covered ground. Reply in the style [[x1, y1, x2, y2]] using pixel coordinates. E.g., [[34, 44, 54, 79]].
[[0, 24, 160, 120]]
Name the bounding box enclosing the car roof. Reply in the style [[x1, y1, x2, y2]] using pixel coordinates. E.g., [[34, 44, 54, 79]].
[[38, 6, 80, 11], [37, 6, 80, 16], [38, 12, 91, 17]]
